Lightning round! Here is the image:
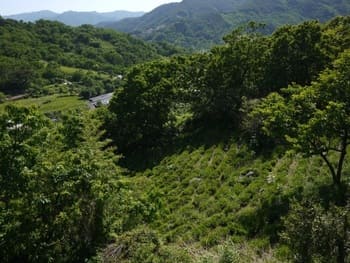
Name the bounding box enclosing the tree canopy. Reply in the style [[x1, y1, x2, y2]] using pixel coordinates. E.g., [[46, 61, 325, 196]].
[[254, 49, 350, 186], [0, 106, 120, 262]]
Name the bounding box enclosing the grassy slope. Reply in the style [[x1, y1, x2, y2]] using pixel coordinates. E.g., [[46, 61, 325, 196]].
[[60, 65, 111, 79], [0, 65, 112, 114], [0, 95, 87, 113], [124, 128, 349, 260]]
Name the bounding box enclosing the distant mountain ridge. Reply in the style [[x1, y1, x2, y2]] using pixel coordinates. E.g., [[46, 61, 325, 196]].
[[100, 0, 350, 49], [4, 10, 145, 26]]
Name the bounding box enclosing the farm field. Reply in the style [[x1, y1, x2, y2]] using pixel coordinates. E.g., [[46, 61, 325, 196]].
[[0, 94, 88, 113]]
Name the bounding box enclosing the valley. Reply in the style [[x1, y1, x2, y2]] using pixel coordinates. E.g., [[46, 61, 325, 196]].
[[0, 1, 350, 262]]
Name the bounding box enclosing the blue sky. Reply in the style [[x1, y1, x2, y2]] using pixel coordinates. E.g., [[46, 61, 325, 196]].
[[0, 0, 181, 15]]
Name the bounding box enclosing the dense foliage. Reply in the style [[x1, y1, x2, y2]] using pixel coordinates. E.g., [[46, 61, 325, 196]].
[[2, 11, 350, 263], [107, 18, 350, 155], [255, 50, 350, 187], [106, 59, 180, 153], [0, 18, 180, 96], [0, 106, 120, 261], [103, 16, 350, 262]]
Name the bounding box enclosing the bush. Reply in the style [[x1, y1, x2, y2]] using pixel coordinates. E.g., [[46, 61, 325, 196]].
[[219, 244, 240, 263], [281, 201, 350, 262], [158, 245, 192, 263], [102, 228, 160, 263], [102, 228, 192, 263]]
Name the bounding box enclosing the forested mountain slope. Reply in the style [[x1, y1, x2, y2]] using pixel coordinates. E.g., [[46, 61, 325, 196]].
[[101, 0, 350, 49], [0, 18, 178, 95], [3, 10, 58, 21]]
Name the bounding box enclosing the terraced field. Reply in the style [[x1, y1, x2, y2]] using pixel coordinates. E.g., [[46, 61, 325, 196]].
[[126, 129, 344, 260]]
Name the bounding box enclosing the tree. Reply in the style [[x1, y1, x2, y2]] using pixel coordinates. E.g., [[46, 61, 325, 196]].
[[322, 16, 350, 60], [0, 56, 39, 94], [59, 112, 85, 148], [266, 20, 327, 92], [0, 106, 120, 262], [282, 201, 350, 263], [255, 50, 350, 187], [42, 61, 64, 81], [106, 59, 178, 153], [188, 23, 270, 123]]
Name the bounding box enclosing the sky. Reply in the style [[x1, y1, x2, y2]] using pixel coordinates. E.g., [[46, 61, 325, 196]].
[[0, 0, 182, 15]]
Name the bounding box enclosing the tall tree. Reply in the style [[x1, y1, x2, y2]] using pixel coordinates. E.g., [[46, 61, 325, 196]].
[[266, 20, 327, 92], [190, 23, 269, 122], [106, 59, 179, 153], [254, 50, 350, 187]]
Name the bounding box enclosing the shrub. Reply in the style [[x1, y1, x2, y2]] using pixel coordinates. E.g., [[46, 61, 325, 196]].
[[0, 92, 6, 103], [102, 228, 160, 263], [219, 244, 240, 263], [281, 201, 350, 262]]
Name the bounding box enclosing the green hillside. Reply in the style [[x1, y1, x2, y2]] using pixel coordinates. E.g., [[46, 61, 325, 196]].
[[123, 130, 343, 262], [101, 0, 350, 49], [1, 15, 350, 263], [0, 18, 160, 71], [0, 95, 87, 113], [0, 18, 180, 96], [99, 16, 350, 262]]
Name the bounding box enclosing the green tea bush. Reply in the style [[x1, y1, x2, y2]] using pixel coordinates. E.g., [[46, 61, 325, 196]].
[[201, 227, 229, 247], [102, 228, 160, 263], [218, 243, 240, 263]]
